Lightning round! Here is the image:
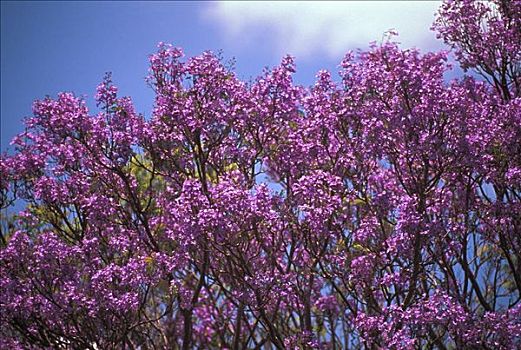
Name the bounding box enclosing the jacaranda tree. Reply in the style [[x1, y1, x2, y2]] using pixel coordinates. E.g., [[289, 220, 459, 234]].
[[1, 0, 520, 348]]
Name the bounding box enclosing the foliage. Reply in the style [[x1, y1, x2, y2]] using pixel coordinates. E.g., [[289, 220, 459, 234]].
[[1, 1, 520, 349]]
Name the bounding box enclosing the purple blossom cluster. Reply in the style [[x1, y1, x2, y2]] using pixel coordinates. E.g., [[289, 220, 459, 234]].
[[1, 1, 520, 349]]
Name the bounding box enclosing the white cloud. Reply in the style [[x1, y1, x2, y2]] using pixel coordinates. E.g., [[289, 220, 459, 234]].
[[203, 1, 443, 60]]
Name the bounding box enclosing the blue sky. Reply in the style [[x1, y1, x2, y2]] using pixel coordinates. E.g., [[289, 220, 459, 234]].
[[1, 1, 444, 153]]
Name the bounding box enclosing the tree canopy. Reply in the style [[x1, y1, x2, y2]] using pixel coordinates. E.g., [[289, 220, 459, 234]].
[[1, 0, 520, 349]]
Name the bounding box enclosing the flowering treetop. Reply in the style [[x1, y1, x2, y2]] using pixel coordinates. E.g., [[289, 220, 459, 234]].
[[1, 0, 520, 349]]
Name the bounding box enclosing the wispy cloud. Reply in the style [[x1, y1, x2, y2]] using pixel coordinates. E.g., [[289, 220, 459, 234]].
[[203, 1, 443, 60]]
